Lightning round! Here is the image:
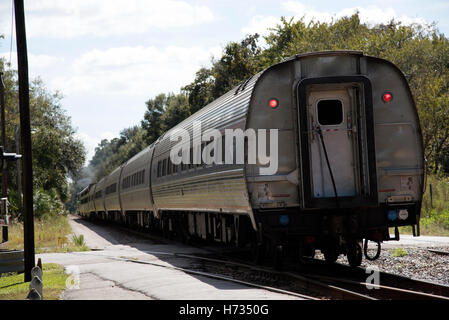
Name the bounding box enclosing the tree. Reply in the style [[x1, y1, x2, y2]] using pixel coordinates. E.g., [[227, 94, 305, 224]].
[[141, 93, 166, 145], [183, 34, 263, 111], [182, 68, 214, 113], [160, 93, 191, 132], [1, 57, 86, 217]]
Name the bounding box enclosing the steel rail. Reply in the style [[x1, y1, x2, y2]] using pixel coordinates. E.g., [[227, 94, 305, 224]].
[[294, 259, 449, 298], [304, 274, 449, 300], [428, 249, 449, 256]]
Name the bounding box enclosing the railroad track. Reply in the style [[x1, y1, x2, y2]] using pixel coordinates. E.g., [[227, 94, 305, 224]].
[[78, 217, 449, 300], [171, 252, 449, 300], [428, 249, 449, 256], [294, 259, 449, 299], [115, 249, 449, 300]]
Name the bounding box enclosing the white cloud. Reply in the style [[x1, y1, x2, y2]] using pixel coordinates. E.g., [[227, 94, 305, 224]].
[[0, 0, 214, 39], [241, 2, 429, 39], [1, 52, 64, 70], [54, 45, 222, 96], [1, 52, 65, 89], [241, 15, 281, 37], [282, 1, 428, 26], [76, 131, 116, 162]]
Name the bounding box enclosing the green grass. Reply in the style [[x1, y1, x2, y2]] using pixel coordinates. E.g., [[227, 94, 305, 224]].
[[0, 215, 89, 253], [0, 263, 69, 300], [392, 248, 408, 257], [396, 174, 449, 236], [72, 234, 85, 247]]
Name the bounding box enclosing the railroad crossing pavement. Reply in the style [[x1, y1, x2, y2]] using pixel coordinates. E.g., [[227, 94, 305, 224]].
[[37, 215, 301, 300]]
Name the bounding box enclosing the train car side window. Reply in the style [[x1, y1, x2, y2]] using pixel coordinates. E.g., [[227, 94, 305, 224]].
[[167, 158, 172, 175], [317, 99, 343, 126], [162, 159, 167, 176]]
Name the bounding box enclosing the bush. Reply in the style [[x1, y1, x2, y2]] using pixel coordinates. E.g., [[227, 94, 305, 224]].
[[33, 188, 66, 219], [421, 174, 449, 217]]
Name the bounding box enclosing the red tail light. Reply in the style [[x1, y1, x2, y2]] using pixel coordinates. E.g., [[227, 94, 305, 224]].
[[269, 98, 279, 108], [382, 93, 392, 103]]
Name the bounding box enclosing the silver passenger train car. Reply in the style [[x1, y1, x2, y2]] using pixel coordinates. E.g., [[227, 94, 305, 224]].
[[78, 51, 424, 267]]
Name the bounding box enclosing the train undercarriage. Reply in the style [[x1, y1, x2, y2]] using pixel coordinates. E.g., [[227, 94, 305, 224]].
[[82, 203, 419, 269]]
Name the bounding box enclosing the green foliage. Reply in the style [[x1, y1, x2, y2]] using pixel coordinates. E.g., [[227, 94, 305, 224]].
[[141, 93, 166, 145], [210, 34, 262, 99], [89, 125, 147, 180], [418, 174, 449, 234], [182, 68, 215, 113], [422, 174, 449, 216], [421, 209, 449, 231], [1, 56, 86, 218], [33, 188, 66, 219], [392, 248, 408, 257], [160, 92, 191, 132], [72, 234, 85, 247], [4, 214, 90, 253], [183, 34, 262, 110]]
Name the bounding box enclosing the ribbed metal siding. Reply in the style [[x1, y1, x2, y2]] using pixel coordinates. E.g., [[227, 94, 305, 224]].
[[104, 166, 122, 213], [151, 73, 262, 214], [120, 145, 154, 212], [94, 177, 107, 212], [87, 184, 96, 213]]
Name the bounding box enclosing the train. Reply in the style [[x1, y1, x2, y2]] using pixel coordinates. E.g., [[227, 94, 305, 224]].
[[78, 50, 424, 268]]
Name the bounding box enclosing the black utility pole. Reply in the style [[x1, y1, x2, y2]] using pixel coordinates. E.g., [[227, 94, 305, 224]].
[[0, 72, 7, 243], [14, 0, 35, 282]]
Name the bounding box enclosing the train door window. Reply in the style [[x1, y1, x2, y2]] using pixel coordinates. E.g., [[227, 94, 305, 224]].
[[317, 99, 343, 125]]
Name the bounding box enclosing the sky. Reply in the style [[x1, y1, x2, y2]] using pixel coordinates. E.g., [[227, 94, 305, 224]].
[[0, 0, 448, 163]]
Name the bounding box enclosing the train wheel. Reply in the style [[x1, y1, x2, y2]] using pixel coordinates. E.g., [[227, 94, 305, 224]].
[[323, 246, 339, 264], [347, 240, 363, 268], [273, 245, 283, 271], [251, 240, 266, 264], [298, 245, 315, 264]]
